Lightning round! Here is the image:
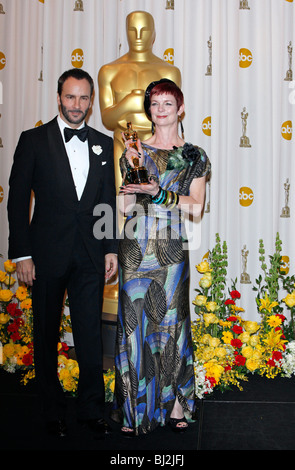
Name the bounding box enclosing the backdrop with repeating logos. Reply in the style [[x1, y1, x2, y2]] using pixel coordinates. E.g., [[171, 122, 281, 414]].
[[0, 0, 294, 323]]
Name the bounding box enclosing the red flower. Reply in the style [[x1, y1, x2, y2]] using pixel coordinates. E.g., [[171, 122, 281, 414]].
[[267, 358, 276, 367], [206, 376, 216, 387], [234, 355, 246, 366], [227, 315, 238, 322], [6, 302, 17, 315], [22, 353, 33, 366], [230, 290, 241, 299], [225, 299, 235, 305], [231, 338, 243, 349], [7, 317, 24, 332], [272, 351, 283, 362], [6, 303, 23, 318], [232, 325, 243, 335]]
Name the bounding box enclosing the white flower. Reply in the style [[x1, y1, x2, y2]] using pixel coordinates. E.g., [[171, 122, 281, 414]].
[[281, 340, 295, 378], [194, 360, 214, 399], [92, 145, 103, 155]]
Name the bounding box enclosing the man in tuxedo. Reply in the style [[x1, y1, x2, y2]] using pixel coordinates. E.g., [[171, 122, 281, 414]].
[[7, 68, 118, 437]]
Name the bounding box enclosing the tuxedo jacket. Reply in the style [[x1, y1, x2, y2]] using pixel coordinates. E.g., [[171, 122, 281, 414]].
[[7, 117, 118, 277]]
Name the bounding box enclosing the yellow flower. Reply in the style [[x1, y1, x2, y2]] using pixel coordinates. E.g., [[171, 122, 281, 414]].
[[219, 320, 231, 328], [206, 301, 218, 312], [20, 298, 32, 311], [62, 376, 77, 392], [0, 271, 7, 282], [238, 332, 250, 344], [200, 334, 212, 345], [230, 305, 245, 313], [241, 346, 254, 358], [199, 272, 212, 289], [196, 261, 211, 273], [58, 354, 67, 365], [252, 349, 263, 360], [71, 366, 79, 379], [259, 294, 278, 313], [193, 295, 207, 306], [283, 292, 295, 308], [203, 313, 219, 327], [201, 347, 215, 361], [246, 358, 260, 372], [249, 335, 260, 347], [267, 315, 282, 328], [208, 336, 220, 348], [3, 276, 16, 287], [204, 360, 224, 383], [0, 289, 14, 302], [215, 347, 228, 358], [4, 260, 16, 273], [243, 321, 260, 334], [222, 331, 233, 344], [3, 343, 15, 358], [263, 329, 287, 351], [59, 368, 71, 380], [15, 286, 28, 301], [0, 312, 10, 324]]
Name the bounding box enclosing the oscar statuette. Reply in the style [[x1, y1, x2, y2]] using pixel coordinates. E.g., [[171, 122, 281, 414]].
[[123, 122, 149, 184]]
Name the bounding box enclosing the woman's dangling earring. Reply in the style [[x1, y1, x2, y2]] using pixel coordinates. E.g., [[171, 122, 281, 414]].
[[151, 122, 155, 135], [179, 118, 184, 139]]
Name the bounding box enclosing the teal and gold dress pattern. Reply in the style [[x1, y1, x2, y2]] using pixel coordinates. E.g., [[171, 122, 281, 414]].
[[112, 143, 210, 434]]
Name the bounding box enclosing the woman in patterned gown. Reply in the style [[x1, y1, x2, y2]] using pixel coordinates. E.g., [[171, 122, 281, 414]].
[[112, 79, 211, 436]]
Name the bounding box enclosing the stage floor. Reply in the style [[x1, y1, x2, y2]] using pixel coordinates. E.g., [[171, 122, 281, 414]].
[[1, 369, 295, 452]]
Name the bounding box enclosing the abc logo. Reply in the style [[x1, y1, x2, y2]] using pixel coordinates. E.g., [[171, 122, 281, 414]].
[[239, 48, 253, 68], [35, 120, 43, 127], [0, 186, 4, 203], [281, 120, 292, 140], [239, 186, 254, 206], [163, 48, 174, 65], [71, 48, 84, 68], [0, 52, 6, 70], [202, 116, 211, 136], [281, 256, 290, 274]]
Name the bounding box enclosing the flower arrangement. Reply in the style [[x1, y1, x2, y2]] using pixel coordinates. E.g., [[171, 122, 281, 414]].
[[0, 260, 35, 382], [192, 233, 295, 399], [192, 235, 253, 397], [2, 229, 295, 404], [0, 258, 115, 399]]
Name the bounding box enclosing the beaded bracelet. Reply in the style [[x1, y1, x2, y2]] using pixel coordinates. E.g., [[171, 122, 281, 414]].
[[151, 187, 179, 208]]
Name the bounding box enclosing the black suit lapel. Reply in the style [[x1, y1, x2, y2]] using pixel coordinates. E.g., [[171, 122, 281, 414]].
[[47, 117, 78, 206]]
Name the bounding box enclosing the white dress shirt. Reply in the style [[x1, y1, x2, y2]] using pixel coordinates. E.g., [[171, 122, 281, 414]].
[[57, 115, 89, 200]]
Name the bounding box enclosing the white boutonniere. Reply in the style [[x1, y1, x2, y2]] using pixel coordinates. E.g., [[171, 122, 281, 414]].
[[92, 145, 103, 155]]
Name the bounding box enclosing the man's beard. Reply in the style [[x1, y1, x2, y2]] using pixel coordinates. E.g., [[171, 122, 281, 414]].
[[60, 100, 90, 125]]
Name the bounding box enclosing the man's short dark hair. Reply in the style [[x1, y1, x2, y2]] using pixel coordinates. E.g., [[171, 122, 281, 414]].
[[57, 69, 94, 97]]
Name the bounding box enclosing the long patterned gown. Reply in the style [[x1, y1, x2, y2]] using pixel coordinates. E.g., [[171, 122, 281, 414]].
[[112, 142, 211, 434]]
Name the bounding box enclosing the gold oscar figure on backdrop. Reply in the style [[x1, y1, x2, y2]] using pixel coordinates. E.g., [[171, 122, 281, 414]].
[[98, 11, 181, 313], [240, 107, 251, 148], [98, 10, 181, 192], [123, 122, 149, 184], [284, 41, 293, 81], [280, 178, 290, 218], [240, 245, 251, 284]]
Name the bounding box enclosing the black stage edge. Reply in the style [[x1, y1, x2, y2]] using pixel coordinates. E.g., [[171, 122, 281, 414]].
[[1, 369, 295, 455]]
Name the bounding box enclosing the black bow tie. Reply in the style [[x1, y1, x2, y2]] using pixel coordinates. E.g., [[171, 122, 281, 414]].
[[64, 126, 89, 142]]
